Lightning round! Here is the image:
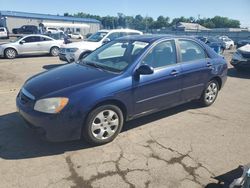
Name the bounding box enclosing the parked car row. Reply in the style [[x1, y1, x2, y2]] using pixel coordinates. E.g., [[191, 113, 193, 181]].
[[1, 26, 250, 73]]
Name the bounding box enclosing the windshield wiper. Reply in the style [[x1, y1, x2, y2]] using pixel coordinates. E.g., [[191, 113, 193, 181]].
[[80, 61, 121, 73], [85, 61, 100, 68], [83, 61, 108, 72]]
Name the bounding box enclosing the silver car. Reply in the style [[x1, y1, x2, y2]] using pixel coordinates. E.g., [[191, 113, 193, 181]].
[[0, 34, 64, 59]]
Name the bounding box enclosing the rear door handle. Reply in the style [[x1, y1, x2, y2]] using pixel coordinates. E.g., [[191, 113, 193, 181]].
[[170, 70, 179, 76]]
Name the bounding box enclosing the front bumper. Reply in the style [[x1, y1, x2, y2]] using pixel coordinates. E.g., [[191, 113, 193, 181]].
[[16, 91, 84, 142]]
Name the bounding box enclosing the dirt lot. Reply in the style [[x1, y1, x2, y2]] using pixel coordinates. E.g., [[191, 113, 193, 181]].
[[0, 50, 250, 188]]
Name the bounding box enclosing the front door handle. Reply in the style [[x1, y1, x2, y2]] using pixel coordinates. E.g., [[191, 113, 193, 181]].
[[170, 70, 179, 76], [207, 62, 212, 68]]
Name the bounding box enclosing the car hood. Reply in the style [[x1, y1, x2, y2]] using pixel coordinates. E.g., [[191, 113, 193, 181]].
[[62, 41, 101, 50], [24, 63, 116, 99], [238, 44, 250, 54]]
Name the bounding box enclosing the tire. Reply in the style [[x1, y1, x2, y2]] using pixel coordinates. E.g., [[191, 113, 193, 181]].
[[50, 47, 59, 56], [4, 48, 17, 59], [200, 80, 219, 107], [82, 105, 124, 145]]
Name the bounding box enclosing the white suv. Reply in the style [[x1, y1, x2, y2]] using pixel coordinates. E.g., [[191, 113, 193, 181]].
[[0, 27, 8, 39], [218, 36, 235, 49], [59, 29, 143, 63], [45, 27, 63, 34]]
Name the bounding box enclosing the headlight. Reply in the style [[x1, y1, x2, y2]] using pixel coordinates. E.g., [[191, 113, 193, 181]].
[[67, 48, 78, 53], [34, 97, 69, 114]]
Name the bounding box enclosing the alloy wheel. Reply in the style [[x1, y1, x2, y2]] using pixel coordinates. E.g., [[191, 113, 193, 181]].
[[91, 110, 119, 140], [51, 47, 59, 56], [6, 49, 16, 59], [205, 82, 218, 104]]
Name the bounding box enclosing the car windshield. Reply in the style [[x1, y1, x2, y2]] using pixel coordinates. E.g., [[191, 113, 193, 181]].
[[11, 36, 22, 42], [79, 40, 149, 73], [86, 31, 108, 42]]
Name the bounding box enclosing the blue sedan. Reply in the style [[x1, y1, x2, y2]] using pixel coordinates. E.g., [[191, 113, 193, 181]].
[[16, 35, 228, 145]]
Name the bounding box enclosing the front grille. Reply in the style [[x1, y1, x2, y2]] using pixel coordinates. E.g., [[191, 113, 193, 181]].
[[59, 48, 65, 53], [20, 92, 32, 104], [19, 88, 35, 106]]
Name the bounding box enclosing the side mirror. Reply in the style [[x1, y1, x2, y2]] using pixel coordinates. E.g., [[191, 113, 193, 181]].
[[136, 64, 154, 75], [19, 40, 25, 44], [103, 38, 111, 44]]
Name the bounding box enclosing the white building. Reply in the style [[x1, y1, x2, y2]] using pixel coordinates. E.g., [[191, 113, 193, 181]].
[[0, 10, 101, 35]]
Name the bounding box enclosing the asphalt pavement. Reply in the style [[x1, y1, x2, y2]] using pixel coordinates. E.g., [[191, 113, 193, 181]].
[[0, 49, 249, 188]]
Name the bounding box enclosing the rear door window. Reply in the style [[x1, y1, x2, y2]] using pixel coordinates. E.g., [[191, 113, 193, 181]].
[[23, 36, 41, 43], [179, 40, 207, 62], [142, 40, 177, 68], [40, 37, 52, 41]]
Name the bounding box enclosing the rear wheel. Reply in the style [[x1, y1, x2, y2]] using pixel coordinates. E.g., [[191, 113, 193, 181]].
[[5, 48, 17, 59], [82, 105, 124, 145], [200, 80, 219, 106], [50, 47, 59, 56]]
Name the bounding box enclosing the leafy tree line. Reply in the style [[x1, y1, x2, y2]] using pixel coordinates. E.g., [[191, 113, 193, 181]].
[[64, 12, 241, 30]]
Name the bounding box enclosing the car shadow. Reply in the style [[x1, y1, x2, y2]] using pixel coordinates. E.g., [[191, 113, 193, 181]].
[[0, 54, 53, 59], [0, 102, 201, 160], [205, 165, 245, 188], [122, 102, 201, 132], [227, 67, 250, 79], [43, 63, 66, 70], [0, 112, 91, 160]]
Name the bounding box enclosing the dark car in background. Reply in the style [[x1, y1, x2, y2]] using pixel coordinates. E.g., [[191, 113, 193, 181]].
[[12, 25, 38, 34], [236, 38, 250, 48], [231, 44, 250, 71], [16, 35, 227, 145], [196, 36, 225, 54]]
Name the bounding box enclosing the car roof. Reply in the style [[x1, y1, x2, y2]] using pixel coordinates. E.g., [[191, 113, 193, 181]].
[[98, 29, 142, 34], [21, 34, 55, 39], [116, 34, 198, 43]]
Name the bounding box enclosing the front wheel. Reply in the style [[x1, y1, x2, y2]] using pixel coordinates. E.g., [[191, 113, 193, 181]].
[[5, 48, 17, 59], [50, 47, 59, 56], [82, 105, 124, 145], [200, 80, 219, 107]]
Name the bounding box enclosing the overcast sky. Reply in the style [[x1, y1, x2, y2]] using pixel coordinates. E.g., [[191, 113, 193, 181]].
[[1, 0, 250, 27]]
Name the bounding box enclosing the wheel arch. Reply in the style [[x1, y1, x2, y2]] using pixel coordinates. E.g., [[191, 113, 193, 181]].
[[50, 45, 60, 51], [81, 99, 128, 139], [88, 99, 127, 120], [4, 47, 18, 57], [210, 76, 222, 90]]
